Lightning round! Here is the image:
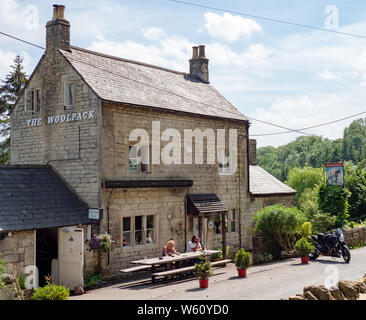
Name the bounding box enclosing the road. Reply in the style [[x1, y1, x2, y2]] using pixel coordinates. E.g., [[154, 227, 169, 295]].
[[71, 247, 366, 300]]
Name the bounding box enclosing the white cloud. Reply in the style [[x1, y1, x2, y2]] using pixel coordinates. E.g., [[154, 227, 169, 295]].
[[202, 12, 262, 42], [317, 70, 340, 81], [143, 27, 165, 41]]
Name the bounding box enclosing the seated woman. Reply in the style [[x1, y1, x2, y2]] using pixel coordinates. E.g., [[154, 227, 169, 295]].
[[163, 240, 180, 256]]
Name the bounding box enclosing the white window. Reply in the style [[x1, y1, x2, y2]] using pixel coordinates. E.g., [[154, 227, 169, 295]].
[[228, 209, 237, 233], [218, 149, 232, 175], [63, 82, 74, 109], [129, 145, 150, 173], [25, 89, 41, 112], [122, 215, 155, 247]]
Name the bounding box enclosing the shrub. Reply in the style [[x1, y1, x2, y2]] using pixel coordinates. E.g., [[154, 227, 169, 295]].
[[297, 187, 320, 218], [310, 212, 336, 234], [234, 249, 252, 270], [254, 205, 307, 252], [84, 274, 102, 289], [294, 237, 314, 257], [31, 283, 69, 300], [299, 222, 312, 238], [0, 257, 6, 289], [318, 185, 350, 227], [214, 246, 230, 259], [193, 256, 213, 280]]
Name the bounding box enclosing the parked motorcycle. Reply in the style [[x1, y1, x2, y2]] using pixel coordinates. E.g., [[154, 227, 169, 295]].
[[309, 228, 351, 263]]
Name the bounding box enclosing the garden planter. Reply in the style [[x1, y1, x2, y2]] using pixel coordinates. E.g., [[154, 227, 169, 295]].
[[199, 279, 209, 288], [237, 269, 247, 277], [301, 256, 309, 264]]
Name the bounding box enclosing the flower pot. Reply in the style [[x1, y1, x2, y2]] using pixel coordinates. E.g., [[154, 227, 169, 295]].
[[199, 279, 209, 288], [237, 269, 247, 277], [301, 256, 309, 264]]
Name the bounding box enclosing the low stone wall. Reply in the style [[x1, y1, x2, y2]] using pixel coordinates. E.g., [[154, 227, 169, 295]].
[[0, 230, 35, 274], [343, 226, 366, 247]]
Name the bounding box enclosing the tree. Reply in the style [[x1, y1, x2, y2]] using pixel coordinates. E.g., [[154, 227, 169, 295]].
[[0, 55, 28, 164]]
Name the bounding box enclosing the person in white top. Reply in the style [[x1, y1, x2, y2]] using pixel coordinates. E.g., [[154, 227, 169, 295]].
[[186, 236, 203, 252]]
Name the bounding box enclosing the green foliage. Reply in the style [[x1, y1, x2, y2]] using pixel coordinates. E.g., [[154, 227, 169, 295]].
[[253, 204, 307, 252], [310, 212, 337, 234], [214, 246, 230, 259], [297, 187, 320, 218], [193, 256, 213, 280], [299, 222, 312, 238], [294, 237, 314, 257], [84, 274, 102, 289], [234, 248, 252, 270], [344, 161, 366, 220], [318, 185, 350, 227], [17, 274, 26, 290], [0, 55, 28, 164], [31, 283, 69, 300], [0, 257, 6, 289], [343, 119, 366, 163], [286, 167, 324, 202]]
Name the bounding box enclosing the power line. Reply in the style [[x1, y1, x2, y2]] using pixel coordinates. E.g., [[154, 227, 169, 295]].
[[250, 110, 366, 136], [0, 31, 45, 50], [168, 0, 366, 40]]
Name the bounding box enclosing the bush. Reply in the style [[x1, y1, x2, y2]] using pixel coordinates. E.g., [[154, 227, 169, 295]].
[[254, 205, 307, 252], [318, 185, 350, 227], [234, 249, 252, 270], [84, 274, 102, 289], [286, 167, 324, 202], [294, 237, 314, 257], [297, 187, 320, 218], [214, 246, 230, 259], [31, 283, 69, 300], [193, 256, 212, 280], [310, 212, 336, 234], [0, 257, 6, 289]]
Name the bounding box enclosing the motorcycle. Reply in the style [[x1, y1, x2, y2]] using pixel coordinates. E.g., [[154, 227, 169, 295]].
[[309, 228, 351, 263]]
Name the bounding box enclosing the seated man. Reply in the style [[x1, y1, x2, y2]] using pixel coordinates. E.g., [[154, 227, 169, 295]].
[[186, 236, 203, 253]]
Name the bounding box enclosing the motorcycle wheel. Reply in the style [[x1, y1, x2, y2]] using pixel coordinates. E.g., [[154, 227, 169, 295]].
[[341, 246, 351, 263], [309, 252, 319, 260]]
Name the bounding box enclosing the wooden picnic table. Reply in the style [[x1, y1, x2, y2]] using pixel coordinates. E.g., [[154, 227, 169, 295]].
[[130, 250, 220, 282]]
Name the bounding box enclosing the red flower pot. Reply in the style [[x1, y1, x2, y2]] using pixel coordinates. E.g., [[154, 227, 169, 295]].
[[199, 279, 209, 288], [301, 256, 309, 264], [237, 269, 247, 277]]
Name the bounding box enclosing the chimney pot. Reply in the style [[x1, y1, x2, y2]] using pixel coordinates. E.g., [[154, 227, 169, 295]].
[[198, 45, 206, 58], [192, 46, 199, 59], [53, 4, 65, 20]]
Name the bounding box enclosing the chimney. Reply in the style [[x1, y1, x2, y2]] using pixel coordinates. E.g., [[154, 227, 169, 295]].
[[189, 45, 209, 83], [46, 5, 70, 52], [249, 139, 257, 165]]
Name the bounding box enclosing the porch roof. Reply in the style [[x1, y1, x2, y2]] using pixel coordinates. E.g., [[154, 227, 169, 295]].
[[0, 165, 92, 232], [187, 194, 227, 215]]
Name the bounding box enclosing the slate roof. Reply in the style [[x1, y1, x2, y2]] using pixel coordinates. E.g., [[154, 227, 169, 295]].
[[249, 165, 296, 196], [0, 165, 92, 232], [60, 46, 247, 122], [187, 194, 227, 215]]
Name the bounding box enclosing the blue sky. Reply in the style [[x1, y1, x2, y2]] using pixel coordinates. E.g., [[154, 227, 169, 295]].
[[1, 0, 366, 147]]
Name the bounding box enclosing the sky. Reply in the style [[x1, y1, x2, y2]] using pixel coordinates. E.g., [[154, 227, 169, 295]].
[[1, 0, 366, 147]]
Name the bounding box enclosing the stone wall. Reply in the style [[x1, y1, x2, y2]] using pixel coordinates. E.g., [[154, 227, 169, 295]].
[[0, 231, 35, 274], [100, 103, 250, 276], [10, 50, 101, 208], [343, 226, 366, 247]]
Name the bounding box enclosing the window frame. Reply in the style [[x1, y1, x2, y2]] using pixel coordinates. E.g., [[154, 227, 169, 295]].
[[122, 215, 156, 247], [63, 81, 75, 110], [25, 88, 41, 113], [228, 209, 237, 233], [129, 144, 151, 173]]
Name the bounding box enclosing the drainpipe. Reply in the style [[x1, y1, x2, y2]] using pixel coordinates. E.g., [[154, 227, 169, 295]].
[[106, 189, 113, 265]]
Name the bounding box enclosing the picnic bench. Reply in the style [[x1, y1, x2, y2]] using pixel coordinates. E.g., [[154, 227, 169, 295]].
[[120, 250, 230, 283]]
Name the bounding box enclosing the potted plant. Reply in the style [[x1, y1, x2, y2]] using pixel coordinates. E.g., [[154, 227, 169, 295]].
[[234, 248, 252, 277], [193, 255, 213, 288], [294, 237, 314, 264]]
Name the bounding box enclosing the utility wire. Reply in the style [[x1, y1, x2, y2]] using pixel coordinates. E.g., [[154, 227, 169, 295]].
[[168, 0, 366, 40], [250, 110, 366, 136], [0, 31, 45, 50]]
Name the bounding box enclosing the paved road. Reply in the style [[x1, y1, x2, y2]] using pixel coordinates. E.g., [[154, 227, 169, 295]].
[[71, 247, 366, 300]]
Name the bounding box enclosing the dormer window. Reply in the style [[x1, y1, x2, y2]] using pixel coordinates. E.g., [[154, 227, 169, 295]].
[[64, 82, 74, 109], [25, 89, 41, 113]]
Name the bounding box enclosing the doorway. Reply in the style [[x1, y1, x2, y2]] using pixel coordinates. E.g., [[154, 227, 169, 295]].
[[36, 228, 58, 287]]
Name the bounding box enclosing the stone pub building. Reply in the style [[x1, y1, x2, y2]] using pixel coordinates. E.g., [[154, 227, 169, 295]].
[[0, 5, 295, 289]]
